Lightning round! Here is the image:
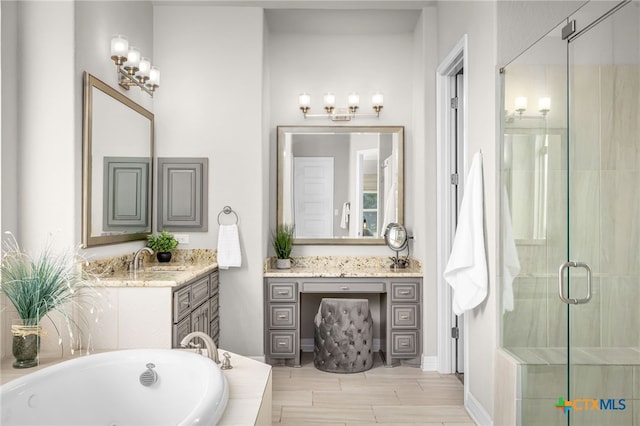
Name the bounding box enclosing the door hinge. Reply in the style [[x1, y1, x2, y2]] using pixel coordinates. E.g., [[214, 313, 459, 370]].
[[451, 327, 459, 339], [562, 20, 576, 40], [450, 173, 459, 185], [450, 97, 458, 109]]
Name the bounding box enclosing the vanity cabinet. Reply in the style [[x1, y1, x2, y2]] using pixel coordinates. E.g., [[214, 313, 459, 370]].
[[172, 270, 220, 348], [264, 276, 422, 367]]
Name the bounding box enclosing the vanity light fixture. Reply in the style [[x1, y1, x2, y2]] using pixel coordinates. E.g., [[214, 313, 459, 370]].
[[299, 92, 384, 121], [110, 35, 159, 97], [505, 96, 550, 122]]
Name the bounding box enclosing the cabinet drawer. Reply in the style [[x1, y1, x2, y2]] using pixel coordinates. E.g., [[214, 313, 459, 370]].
[[302, 281, 385, 293], [392, 305, 419, 328], [191, 276, 210, 307], [268, 282, 297, 302], [209, 271, 219, 296], [172, 316, 191, 348], [391, 331, 419, 357], [268, 304, 297, 329], [268, 331, 297, 357], [391, 282, 420, 302], [173, 285, 191, 322]]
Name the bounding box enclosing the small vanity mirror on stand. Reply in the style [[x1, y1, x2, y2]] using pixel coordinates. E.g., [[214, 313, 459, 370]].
[[384, 223, 410, 269]]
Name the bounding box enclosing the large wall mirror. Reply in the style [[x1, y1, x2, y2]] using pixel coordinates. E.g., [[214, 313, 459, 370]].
[[82, 72, 154, 247], [277, 125, 404, 245]]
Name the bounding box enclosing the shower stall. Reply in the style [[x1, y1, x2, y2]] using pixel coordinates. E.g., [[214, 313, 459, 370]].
[[500, 1, 640, 425]]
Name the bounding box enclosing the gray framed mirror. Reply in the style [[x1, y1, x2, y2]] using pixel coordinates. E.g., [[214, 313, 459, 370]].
[[277, 125, 404, 245], [82, 72, 154, 247]]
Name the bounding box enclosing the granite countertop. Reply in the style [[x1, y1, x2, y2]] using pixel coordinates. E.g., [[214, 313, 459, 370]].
[[84, 249, 218, 288], [92, 262, 218, 287], [263, 256, 423, 278]]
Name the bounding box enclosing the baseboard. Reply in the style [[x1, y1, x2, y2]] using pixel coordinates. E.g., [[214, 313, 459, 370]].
[[421, 355, 438, 371], [466, 390, 493, 426], [300, 338, 382, 352]]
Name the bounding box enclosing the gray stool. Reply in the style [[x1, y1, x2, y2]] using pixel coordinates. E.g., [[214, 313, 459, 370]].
[[313, 298, 373, 373]]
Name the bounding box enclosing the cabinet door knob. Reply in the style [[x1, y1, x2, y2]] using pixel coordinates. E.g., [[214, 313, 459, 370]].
[[400, 315, 409, 320], [277, 314, 287, 319], [278, 341, 287, 346], [400, 342, 410, 347], [277, 290, 289, 295], [399, 290, 410, 295], [340, 286, 349, 291]]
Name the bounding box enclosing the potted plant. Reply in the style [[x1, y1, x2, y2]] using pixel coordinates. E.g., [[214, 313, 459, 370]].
[[146, 230, 179, 262], [0, 234, 93, 368], [271, 224, 294, 269]]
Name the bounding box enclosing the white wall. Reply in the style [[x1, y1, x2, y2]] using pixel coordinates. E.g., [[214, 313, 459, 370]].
[[153, 5, 266, 356], [437, 2, 498, 423], [266, 17, 416, 257]]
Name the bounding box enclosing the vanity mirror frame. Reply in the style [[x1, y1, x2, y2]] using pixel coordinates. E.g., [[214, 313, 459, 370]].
[[277, 125, 404, 245], [82, 72, 154, 247]]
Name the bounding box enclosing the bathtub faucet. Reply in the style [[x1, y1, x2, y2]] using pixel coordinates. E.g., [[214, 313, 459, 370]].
[[180, 332, 219, 364]]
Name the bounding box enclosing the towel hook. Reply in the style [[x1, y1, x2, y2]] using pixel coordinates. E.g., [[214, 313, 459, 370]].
[[217, 206, 238, 225]]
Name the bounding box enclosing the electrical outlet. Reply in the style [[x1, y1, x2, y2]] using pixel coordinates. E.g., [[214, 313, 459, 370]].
[[174, 234, 189, 244]]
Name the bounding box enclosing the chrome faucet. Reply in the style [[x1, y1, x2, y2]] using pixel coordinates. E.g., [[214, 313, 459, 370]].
[[131, 247, 153, 271], [180, 331, 220, 364]]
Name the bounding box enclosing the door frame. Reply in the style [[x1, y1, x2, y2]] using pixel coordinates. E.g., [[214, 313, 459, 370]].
[[436, 35, 469, 375]]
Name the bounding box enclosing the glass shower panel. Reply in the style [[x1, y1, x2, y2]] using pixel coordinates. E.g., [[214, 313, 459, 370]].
[[566, 2, 640, 425], [500, 19, 569, 426]]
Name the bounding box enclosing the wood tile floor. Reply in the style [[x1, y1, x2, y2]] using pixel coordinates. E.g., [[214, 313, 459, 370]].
[[272, 353, 477, 426]]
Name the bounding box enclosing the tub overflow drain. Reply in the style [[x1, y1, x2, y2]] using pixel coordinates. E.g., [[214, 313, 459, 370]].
[[139, 363, 158, 387]]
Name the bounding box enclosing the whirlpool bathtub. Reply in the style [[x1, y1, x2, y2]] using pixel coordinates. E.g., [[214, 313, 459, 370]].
[[0, 349, 229, 426]]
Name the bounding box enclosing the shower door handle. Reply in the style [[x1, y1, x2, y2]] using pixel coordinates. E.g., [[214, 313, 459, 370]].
[[558, 261, 592, 304]]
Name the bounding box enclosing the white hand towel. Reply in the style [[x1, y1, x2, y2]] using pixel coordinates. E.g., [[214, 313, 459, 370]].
[[340, 202, 350, 230], [444, 152, 488, 315], [217, 224, 242, 269], [501, 185, 521, 313]]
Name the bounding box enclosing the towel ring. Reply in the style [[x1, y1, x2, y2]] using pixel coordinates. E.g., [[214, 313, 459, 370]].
[[217, 206, 238, 225]]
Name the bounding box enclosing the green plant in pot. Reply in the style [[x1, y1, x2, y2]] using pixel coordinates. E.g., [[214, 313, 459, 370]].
[[271, 224, 294, 269], [147, 231, 179, 263], [0, 233, 94, 368]]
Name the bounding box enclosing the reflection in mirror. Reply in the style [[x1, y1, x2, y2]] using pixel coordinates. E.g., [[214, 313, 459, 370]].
[[82, 72, 154, 247], [503, 126, 563, 242], [277, 126, 403, 245]]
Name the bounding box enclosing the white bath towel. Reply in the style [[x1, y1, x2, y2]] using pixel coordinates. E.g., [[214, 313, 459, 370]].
[[444, 152, 488, 315], [501, 186, 521, 313], [340, 202, 350, 230], [217, 224, 242, 269]]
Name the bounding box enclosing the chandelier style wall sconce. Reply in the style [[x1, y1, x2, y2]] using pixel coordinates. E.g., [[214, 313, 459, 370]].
[[298, 92, 383, 121], [505, 96, 550, 122], [110, 35, 159, 97]]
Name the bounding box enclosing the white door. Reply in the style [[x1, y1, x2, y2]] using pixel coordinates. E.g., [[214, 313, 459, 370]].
[[293, 157, 334, 238]]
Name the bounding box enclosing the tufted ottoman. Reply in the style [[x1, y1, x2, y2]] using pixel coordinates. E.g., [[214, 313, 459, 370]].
[[313, 298, 373, 373]]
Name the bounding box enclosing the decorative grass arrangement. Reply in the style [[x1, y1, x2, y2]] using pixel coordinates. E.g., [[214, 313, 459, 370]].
[[271, 224, 294, 260], [0, 233, 95, 351]]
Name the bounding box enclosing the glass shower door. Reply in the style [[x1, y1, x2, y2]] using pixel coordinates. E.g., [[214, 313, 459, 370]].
[[564, 1, 639, 425]]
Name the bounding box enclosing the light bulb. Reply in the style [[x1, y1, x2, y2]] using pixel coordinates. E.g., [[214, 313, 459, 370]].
[[372, 92, 384, 107], [538, 96, 551, 113], [137, 57, 151, 79], [323, 93, 336, 108], [298, 93, 311, 108], [148, 66, 160, 87], [348, 92, 360, 107], [110, 35, 128, 58], [515, 96, 527, 112]]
